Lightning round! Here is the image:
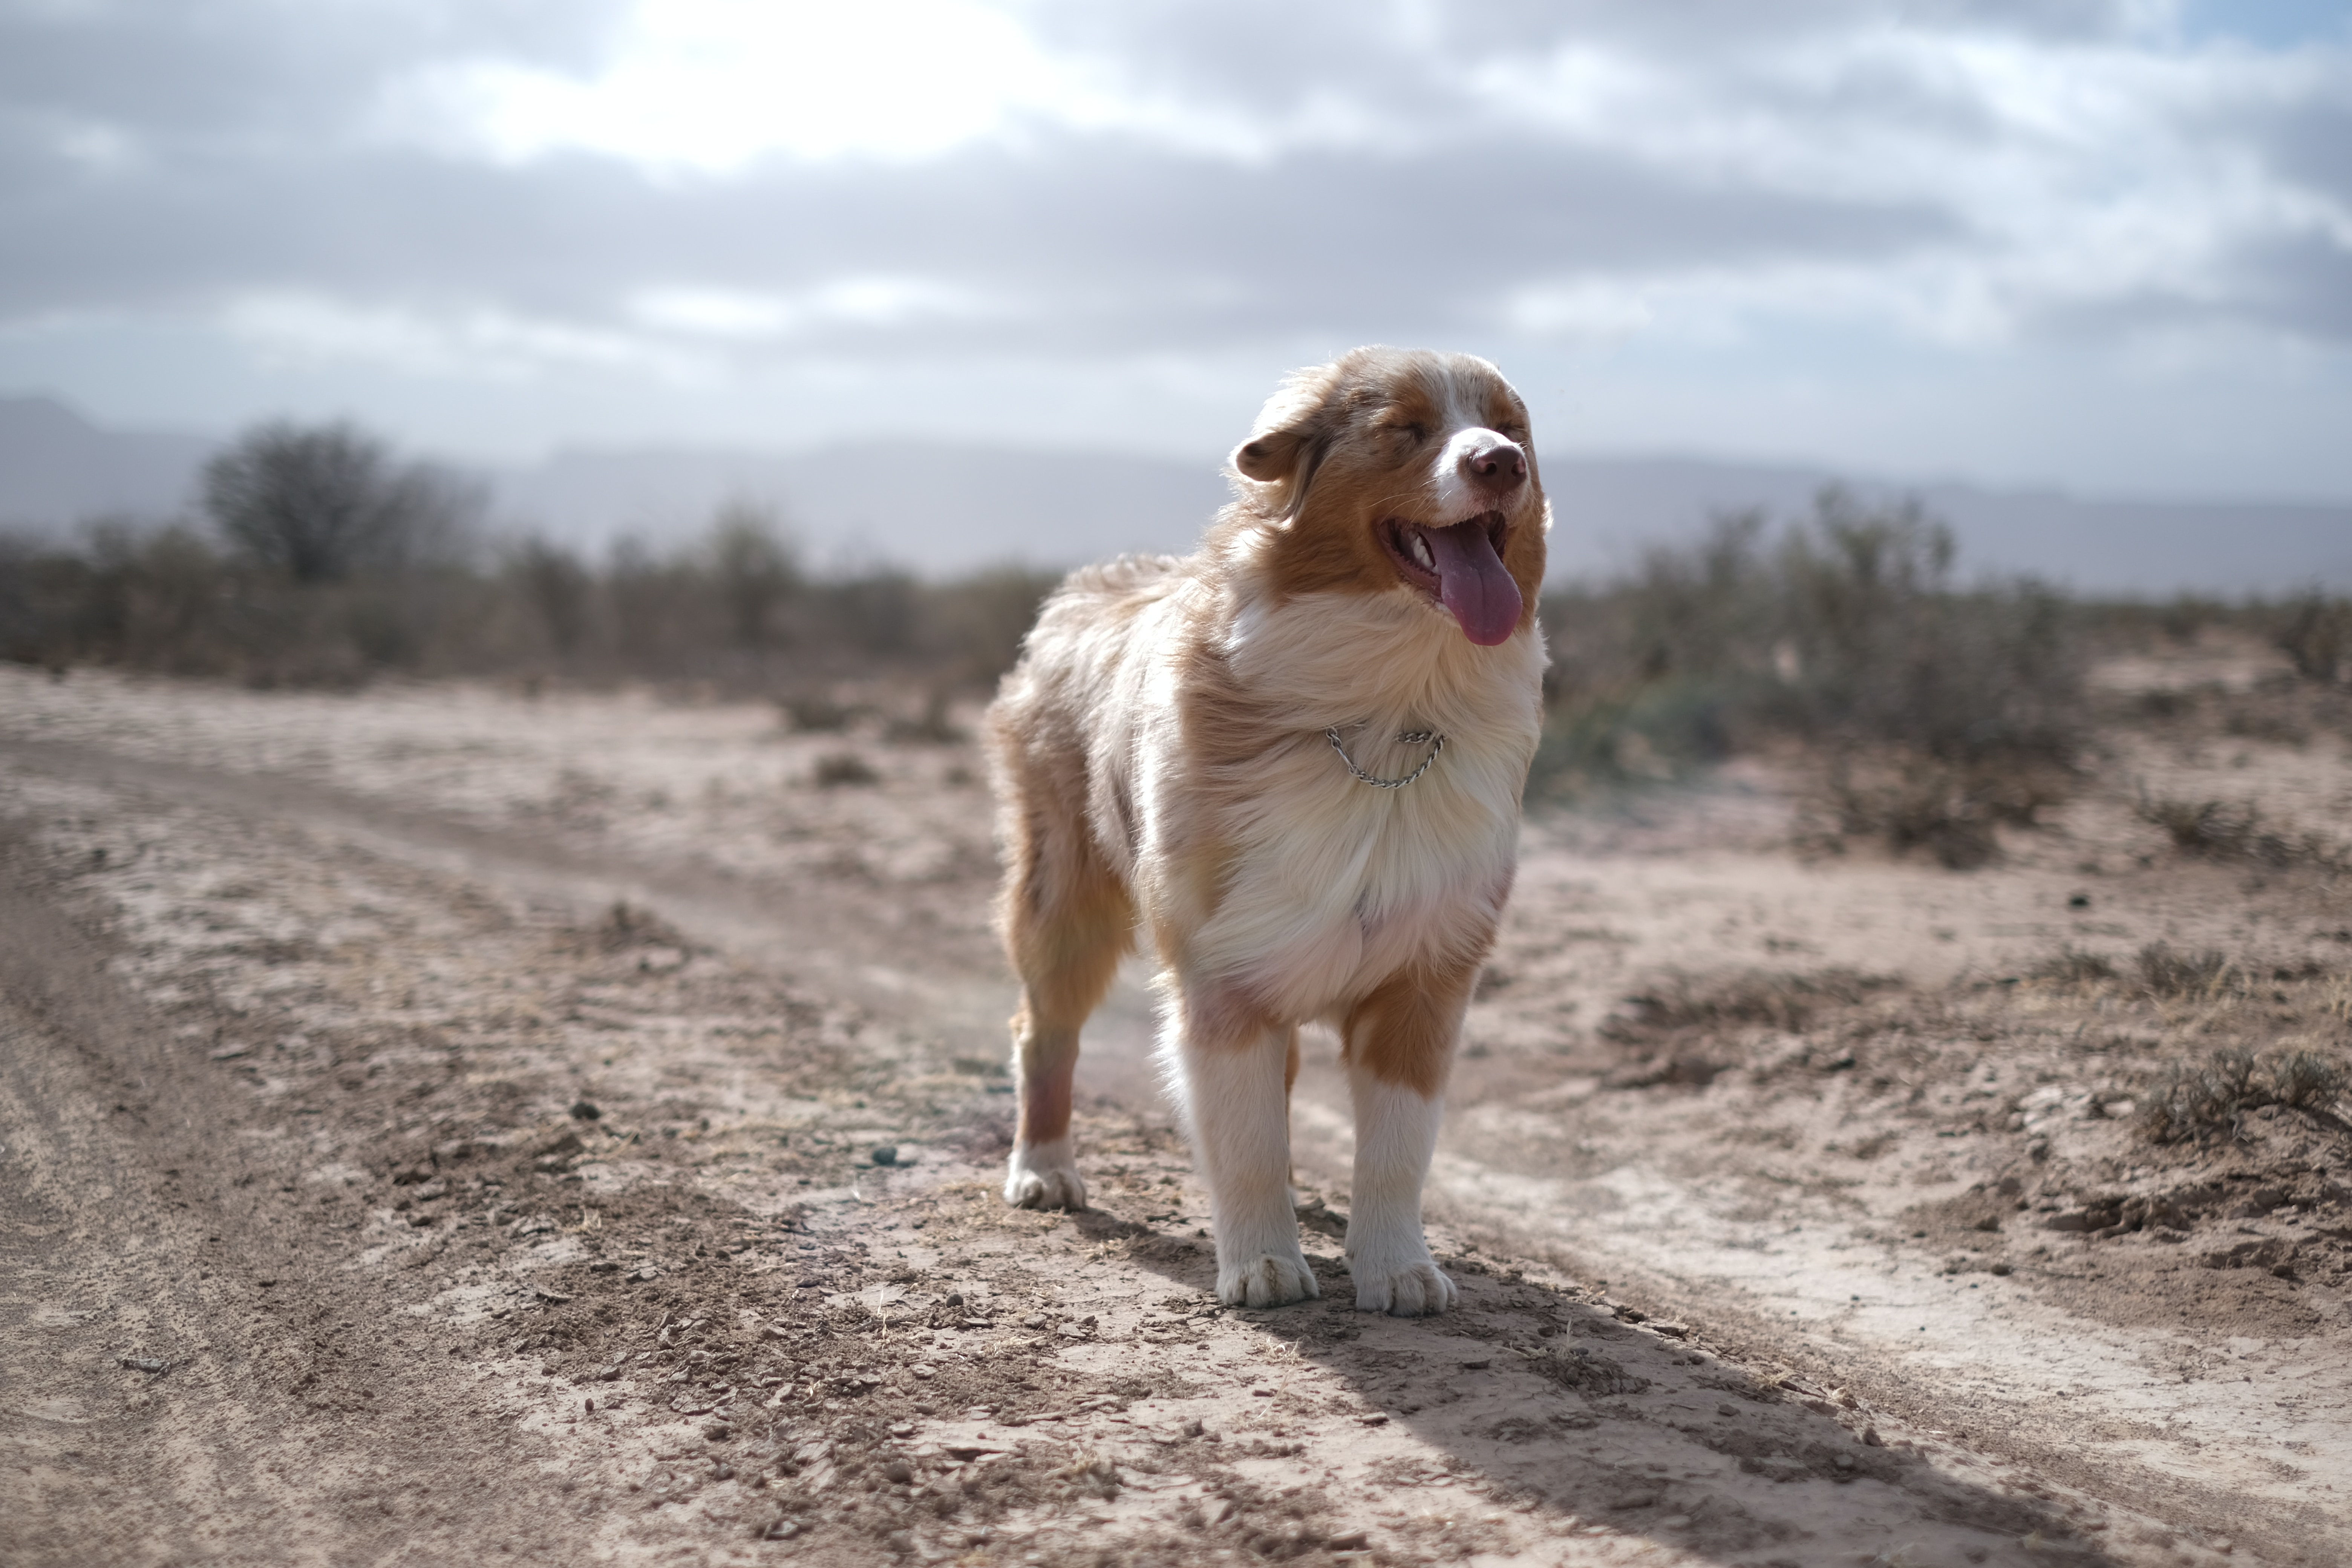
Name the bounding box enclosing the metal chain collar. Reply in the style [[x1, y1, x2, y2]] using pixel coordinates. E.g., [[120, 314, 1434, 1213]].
[[1324, 726, 1446, 789]]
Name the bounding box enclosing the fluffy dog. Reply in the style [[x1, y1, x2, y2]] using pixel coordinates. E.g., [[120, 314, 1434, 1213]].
[[985, 346, 1548, 1314]]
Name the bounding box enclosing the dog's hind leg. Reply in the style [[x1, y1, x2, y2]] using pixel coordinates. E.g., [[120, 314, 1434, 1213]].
[[1338, 960, 1475, 1315], [1169, 989, 1319, 1308], [1001, 823, 1131, 1211]]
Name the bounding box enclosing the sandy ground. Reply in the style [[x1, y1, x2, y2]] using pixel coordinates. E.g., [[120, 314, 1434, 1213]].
[[2, 638, 2347, 1568]]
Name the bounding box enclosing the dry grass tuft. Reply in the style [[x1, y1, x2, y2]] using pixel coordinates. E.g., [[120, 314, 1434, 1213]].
[[1605, 967, 1892, 1038], [2134, 943, 2233, 998], [590, 900, 688, 954], [2135, 793, 2346, 873], [2029, 947, 2117, 985]]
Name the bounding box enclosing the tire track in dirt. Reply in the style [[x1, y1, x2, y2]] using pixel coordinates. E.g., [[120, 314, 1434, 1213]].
[[0, 821, 594, 1565]]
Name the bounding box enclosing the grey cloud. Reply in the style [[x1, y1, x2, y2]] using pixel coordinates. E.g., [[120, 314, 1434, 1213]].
[[0, 129, 1956, 353], [0, 0, 2346, 364]]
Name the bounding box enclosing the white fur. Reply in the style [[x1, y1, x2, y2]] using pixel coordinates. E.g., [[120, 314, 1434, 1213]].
[[1181, 578, 1540, 1021], [1344, 1070, 1455, 1314], [1004, 1135, 1086, 1211], [1430, 423, 1515, 519], [1160, 1012, 1319, 1307]]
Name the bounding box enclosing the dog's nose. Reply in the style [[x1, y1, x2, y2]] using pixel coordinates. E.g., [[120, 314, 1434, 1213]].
[[1458, 436, 1527, 495]]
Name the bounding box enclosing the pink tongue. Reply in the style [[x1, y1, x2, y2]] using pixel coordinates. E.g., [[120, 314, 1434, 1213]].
[[1423, 521, 1522, 646]]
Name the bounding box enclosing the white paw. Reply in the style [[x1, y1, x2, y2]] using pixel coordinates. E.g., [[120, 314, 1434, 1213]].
[[1350, 1256, 1457, 1316], [1216, 1250, 1321, 1308], [1003, 1144, 1086, 1210]]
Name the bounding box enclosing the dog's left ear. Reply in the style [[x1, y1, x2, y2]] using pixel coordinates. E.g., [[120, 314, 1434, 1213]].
[[1230, 359, 1345, 520]]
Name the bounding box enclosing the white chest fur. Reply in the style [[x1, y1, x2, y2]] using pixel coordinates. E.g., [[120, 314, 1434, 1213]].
[[1154, 588, 1544, 1020]]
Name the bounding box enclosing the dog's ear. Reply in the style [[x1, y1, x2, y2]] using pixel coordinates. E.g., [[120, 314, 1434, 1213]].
[[1233, 427, 1308, 484], [1229, 359, 1347, 519]]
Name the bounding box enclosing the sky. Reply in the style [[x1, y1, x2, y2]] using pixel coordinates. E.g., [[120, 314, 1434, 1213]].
[[3, 0, 2350, 499]]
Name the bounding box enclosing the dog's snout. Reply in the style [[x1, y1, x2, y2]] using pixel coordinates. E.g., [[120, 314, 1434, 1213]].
[[1456, 434, 1527, 494]]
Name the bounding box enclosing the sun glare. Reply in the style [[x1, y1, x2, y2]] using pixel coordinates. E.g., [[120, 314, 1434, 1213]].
[[395, 0, 1077, 172]]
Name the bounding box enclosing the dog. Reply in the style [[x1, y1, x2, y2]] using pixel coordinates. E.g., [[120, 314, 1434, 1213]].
[[985, 346, 1548, 1314]]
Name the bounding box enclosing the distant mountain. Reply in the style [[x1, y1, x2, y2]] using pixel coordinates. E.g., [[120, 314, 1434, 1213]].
[[494, 441, 1231, 574], [3, 394, 2348, 594], [0, 395, 212, 528]]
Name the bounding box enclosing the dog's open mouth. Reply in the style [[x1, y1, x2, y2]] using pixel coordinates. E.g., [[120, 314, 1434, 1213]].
[[1379, 513, 1521, 646]]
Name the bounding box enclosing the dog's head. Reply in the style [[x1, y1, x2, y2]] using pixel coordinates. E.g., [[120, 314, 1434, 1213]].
[[1229, 347, 1547, 647]]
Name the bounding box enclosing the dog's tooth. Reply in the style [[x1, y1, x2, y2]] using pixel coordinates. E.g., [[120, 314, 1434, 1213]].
[[1409, 532, 1435, 570]]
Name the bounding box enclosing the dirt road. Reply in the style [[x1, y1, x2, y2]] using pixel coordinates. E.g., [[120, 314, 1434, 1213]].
[[3, 660, 2346, 1566]]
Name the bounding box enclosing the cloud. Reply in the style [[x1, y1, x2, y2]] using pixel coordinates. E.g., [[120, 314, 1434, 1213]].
[[0, 0, 2346, 492]]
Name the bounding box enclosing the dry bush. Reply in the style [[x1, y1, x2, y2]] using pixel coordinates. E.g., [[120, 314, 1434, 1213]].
[[2135, 793, 2346, 873], [2272, 593, 2352, 683], [587, 900, 689, 954], [813, 752, 881, 788], [2138, 1047, 2347, 1144], [1532, 490, 2087, 869], [884, 688, 968, 745], [778, 691, 861, 733]]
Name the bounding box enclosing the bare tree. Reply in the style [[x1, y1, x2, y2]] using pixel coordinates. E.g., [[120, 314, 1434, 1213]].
[[202, 420, 479, 584]]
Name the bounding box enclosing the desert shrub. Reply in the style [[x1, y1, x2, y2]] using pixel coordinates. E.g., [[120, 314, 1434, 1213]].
[[2135, 793, 2346, 873], [1532, 489, 2087, 867], [2272, 592, 2352, 683], [508, 537, 595, 657], [813, 751, 881, 788], [2139, 1046, 2347, 1144]]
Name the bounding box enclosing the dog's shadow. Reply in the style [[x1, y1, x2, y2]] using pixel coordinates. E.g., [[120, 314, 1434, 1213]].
[[1054, 1199, 2126, 1567]]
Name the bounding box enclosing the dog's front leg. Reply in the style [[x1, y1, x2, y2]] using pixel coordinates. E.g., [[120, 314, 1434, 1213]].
[[1004, 1015, 1086, 1210], [1344, 1067, 1454, 1315], [1339, 965, 1472, 1315], [1171, 997, 1318, 1308]]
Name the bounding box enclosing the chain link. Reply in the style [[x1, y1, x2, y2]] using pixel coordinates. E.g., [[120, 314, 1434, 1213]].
[[1324, 727, 1446, 789]]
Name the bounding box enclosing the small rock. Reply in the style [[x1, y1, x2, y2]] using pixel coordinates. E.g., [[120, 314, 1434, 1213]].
[[1834, 1452, 1855, 1470], [1660, 1515, 1693, 1529], [117, 1356, 167, 1375], [870, 1145, 899, 1167], [1717, 1404, 1738, 1417], [1862, 1427, 1883, 1446], [1460, 1358, 1491, 1370], [569, 1099, 601, 1121], [943, 1292, 964, 1307], [1989, 1262, 2013, 1276], [762, 1519, 800, 1540], [882, 1459, 914, 1485], [703, 1422, 733, 1442]]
